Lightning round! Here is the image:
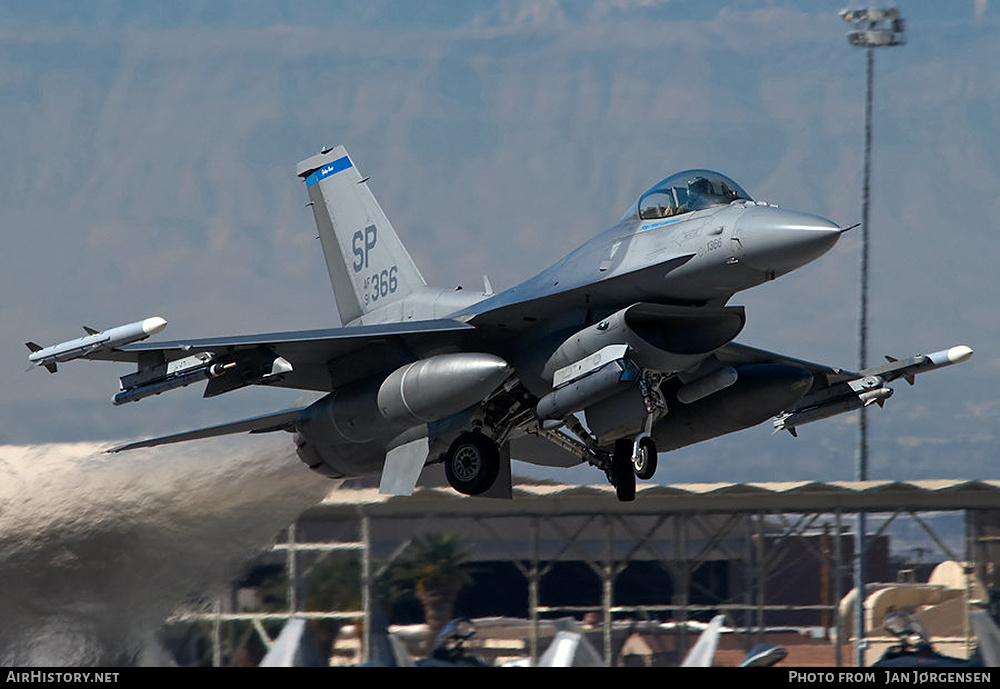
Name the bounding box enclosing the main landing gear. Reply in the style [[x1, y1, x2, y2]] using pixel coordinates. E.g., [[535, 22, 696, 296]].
[[443, 432, 501, 496], [609, 435, 658, 502], [611, 439, 637, 502]]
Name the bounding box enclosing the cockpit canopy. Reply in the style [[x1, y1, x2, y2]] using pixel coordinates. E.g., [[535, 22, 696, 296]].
[[634, 170, 751, 221]]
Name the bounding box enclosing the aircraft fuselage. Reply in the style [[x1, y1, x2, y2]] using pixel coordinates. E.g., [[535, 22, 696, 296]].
[[296, 190, 841, 478]]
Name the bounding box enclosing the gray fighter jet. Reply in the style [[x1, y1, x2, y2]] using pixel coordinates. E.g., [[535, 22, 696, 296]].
[[32, 145, 972, 501]]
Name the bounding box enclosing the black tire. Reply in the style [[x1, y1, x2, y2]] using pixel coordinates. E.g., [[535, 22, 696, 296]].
[[444, 432, 501, 496], [633, 437, 658, 480], [612, 438, 636, 502]]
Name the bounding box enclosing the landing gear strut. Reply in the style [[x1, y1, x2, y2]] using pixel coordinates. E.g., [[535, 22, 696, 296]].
[[444, 432, 501, 496], [632, 436, 658, 480], [630, 408, 659, 481]]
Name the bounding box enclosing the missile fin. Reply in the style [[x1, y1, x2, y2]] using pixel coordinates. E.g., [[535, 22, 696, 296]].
[[25, 343, 57, 372], [83, 326, 100, 336]]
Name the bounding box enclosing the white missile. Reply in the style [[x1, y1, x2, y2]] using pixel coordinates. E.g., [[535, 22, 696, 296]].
[[773, 344, 974, 436], [864, 344, 974, 386], [26, 317, 167, 373], [927, 345, 974, 367]]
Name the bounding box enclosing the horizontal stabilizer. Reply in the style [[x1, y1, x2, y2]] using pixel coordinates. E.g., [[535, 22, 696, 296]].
[[107, 407, 304, 453]]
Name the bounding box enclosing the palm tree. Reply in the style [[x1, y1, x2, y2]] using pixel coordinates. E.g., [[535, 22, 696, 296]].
[[397, 533, 474, 652], [305, 553, 410, 663], [303, 555, 363, 664]]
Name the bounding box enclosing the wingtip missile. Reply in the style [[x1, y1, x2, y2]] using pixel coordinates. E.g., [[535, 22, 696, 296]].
[[896, 345, 972, 385], [863, 344, 973, 386], [930, 344, 974, 366], [775, 344, 972, 436], [137, 316, 168, 337], [27, 316, 168, 371]]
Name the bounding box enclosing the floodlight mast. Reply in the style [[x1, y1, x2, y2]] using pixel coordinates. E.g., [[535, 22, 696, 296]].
[[840, 6, 905, 669]]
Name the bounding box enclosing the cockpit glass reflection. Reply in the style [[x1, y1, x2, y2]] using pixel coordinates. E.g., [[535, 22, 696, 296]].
[[635, 170, 751, 221]]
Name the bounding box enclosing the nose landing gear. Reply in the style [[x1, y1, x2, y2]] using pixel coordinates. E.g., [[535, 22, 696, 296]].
[[632, 373, 663, 482], [632, 436, 658, 480]]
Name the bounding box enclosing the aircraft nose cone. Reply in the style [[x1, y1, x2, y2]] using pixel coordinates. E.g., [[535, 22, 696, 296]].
[[735, 206, 841, 275]]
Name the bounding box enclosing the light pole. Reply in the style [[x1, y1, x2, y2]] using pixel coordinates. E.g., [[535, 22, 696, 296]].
[[839, 7, 905, 667]]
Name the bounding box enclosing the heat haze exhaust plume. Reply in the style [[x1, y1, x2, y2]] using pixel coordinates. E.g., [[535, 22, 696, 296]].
[[0, 436, 331, 666]]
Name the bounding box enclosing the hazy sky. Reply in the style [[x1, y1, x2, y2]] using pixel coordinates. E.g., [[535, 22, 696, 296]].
[[4, 0, 997, 484]]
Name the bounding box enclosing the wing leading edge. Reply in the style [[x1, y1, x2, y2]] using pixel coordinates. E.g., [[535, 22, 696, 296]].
[[91, 318, 477, 404], [100, 318, 475, 365]]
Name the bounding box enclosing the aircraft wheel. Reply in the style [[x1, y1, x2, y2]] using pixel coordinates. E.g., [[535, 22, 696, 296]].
[[632, 437, 658, 481], [445, 432, 500, 496], [612, 438, 636, 502]]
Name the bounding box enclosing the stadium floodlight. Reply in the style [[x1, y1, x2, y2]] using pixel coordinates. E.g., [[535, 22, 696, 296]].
[[838, 6, 905, 669], [841, 7, 906, 47]]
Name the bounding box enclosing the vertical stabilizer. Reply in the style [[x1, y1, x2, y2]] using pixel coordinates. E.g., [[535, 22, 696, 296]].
[[297, 146, 426, 325]]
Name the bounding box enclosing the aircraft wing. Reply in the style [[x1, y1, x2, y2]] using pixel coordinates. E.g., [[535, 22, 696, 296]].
[[108, 407, 306, 453], [89, 319, 478, 401], [719, 342, 973, 391], [716, 342, 859, 389], [97, 318, 475, 365], [717, 342, 973, 435]]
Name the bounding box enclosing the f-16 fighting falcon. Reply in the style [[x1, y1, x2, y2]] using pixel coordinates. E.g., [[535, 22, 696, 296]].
[[29, 145, 972, 501]]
